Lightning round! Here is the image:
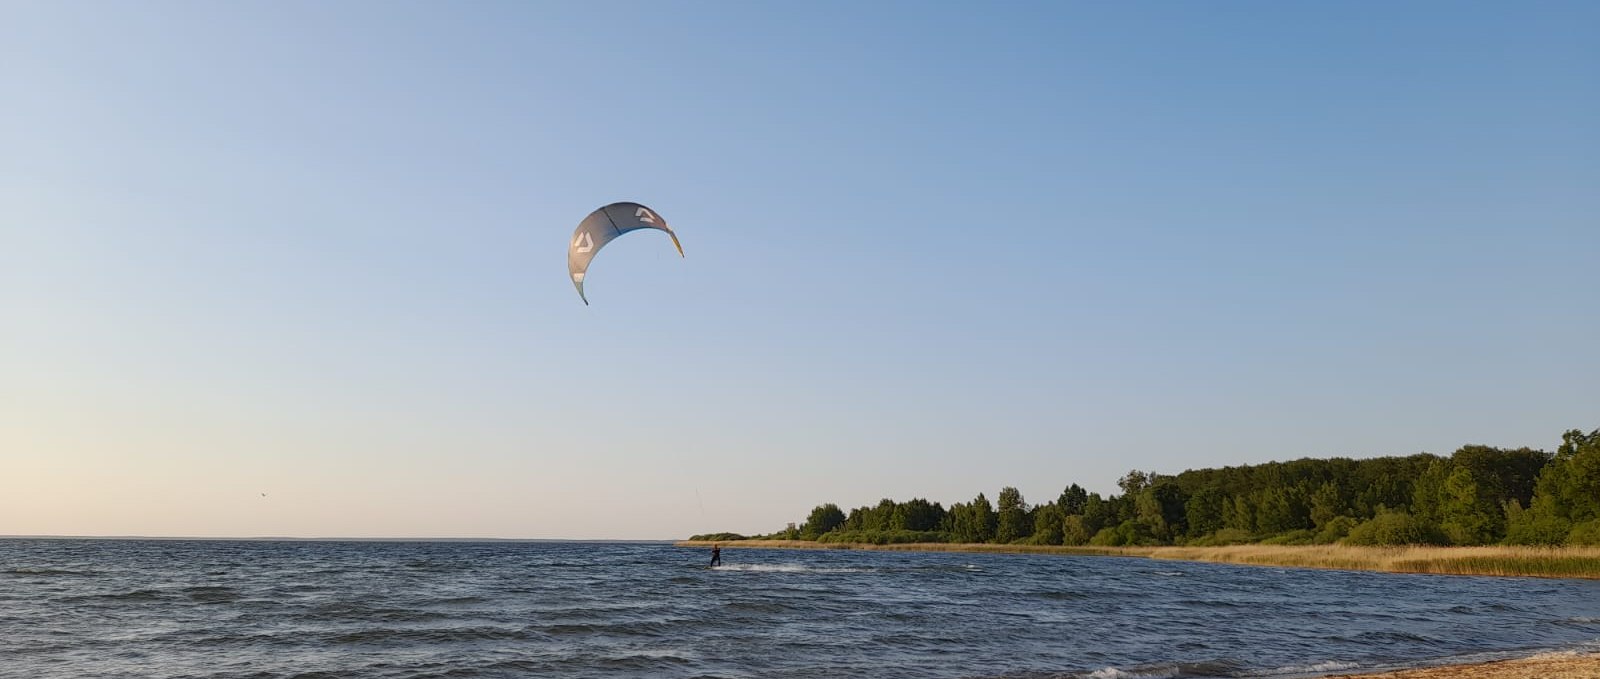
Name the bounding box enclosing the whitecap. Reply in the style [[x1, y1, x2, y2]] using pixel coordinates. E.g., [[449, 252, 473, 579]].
[[1084, 667, 1180, 679], [712, 564, 872, 574], [1252, 660, 1360, 675]]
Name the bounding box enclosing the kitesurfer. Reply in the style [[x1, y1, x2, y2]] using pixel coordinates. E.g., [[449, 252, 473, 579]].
[[710, 544, 722, 567]]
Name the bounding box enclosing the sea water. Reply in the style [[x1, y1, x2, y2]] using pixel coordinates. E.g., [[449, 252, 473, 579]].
[[3, 539, 1597, 678]]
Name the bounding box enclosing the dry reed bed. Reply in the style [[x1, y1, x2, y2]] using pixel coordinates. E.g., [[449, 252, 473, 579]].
[[676, 540, 1600, 579]]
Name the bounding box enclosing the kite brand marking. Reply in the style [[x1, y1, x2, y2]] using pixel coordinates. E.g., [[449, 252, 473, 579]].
[[635, 207, 657, 224], [574, 231, 594, 253]]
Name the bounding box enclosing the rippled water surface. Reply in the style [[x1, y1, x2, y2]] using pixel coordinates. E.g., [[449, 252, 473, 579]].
[[3, 539, 1598, 678]]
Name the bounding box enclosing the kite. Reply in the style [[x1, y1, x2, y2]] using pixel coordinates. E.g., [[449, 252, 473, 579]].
[[567, 201, 683, 305]]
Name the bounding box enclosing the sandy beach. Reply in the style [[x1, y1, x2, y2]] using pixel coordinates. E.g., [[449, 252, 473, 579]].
[[1330, 652, 1600, 678]]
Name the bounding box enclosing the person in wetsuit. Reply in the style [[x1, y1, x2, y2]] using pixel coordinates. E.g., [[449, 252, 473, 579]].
[[709, 544, 721, 567]]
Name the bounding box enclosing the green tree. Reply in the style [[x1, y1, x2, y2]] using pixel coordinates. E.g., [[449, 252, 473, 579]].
[[1081, 493, 1115, 536], [1343, 508, 1443, 546], [948, 494, 997, 543], [1225, 494, 1257, 533], [1410, 460, 1450, 526], [1567, 519, 1600, 546], [897, 498, 945, 531], [1309, 482, 1345, 528], [1136, 480, 1187, 542], [1184, 487, 1226, 537], [1029, 503, 1065, 545], [1118, 470, 1151, 497], [1555, 429, 1600, 523], [1450, 445, 1549, 512], [1503, 498, 1570, 545], [996, 487, 1030, 543], [1058, 484, 1088, 516], [1061, 514, 1091, 545], [1254, 488, 1300, 535], [1500, 428, 1599, 545], [800, 503, 846, 539], [1438, 466, 1499, 545], [1090, 520, 1152, 546], [971, 492, 997, 542]]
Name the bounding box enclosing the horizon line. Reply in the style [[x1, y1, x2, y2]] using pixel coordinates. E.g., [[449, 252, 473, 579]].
[[0, 534, 679, 543]]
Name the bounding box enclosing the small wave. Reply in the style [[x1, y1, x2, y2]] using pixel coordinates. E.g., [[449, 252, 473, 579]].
[[584, 652, 694, 670], [1175, 599, 1249, 609], [328, 626, 535, 645], [1081, 660, 1244, 678], [1083, 666, 1181, 679], [307, 601, 448, 622], [184, 586, 240, 603], [1246, 660, 1360, 676], [309, 601, 377, 618], [96, 589, 169, 601], [1041, 591, 1088, 601], [1352, 630, 1440, 645], [4, 567, 96, 577], [429, 596, 489, 606], [540, 620, 681, 637], [402, 560, 468, 572], [468, 660, 550, 674], [722, 600, 791, 614], [712, 564, 872, 574], [1528, 648, 1600, 660]]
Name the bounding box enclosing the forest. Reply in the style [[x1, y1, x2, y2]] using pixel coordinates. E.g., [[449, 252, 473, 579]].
[[697, 428, 1600, 548]]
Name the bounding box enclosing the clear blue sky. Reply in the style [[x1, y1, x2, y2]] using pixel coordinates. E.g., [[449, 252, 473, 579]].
[[3, 2, 1596, 539]]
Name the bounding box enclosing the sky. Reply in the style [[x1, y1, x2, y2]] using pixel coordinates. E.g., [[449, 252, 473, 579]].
[[3, 1, 1596, 539]]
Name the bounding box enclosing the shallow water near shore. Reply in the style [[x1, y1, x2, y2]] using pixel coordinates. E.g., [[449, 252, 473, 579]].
[[4, 539, 1598, 678]]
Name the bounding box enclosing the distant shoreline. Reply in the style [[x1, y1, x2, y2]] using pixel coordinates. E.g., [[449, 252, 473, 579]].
[[0, 536, 675, 543], [674, 540, 1600, 580]]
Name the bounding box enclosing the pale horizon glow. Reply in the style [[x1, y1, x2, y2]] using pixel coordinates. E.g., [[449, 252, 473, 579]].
[[3, 2, 1597, 539]]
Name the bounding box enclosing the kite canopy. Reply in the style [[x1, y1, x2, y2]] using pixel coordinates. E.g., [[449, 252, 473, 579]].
[[567, 202, 683, 305]]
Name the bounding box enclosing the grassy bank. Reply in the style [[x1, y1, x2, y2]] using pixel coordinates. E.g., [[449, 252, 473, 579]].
[[675, 540, 1600, 579]]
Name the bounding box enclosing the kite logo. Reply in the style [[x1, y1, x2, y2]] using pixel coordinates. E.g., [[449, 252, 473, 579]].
[[635, 207, 657, 224], [573, 231, 594, 253]]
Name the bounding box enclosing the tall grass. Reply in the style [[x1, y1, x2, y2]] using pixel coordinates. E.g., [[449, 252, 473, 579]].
[[675, 540, 1600, 579]]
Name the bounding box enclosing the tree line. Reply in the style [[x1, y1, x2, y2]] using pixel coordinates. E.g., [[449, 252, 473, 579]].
[[694, 428, 1600, 547]]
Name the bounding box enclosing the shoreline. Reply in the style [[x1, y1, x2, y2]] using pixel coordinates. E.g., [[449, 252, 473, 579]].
[[1327, 651, 1600, 678], [675, 540, 1600, 579]]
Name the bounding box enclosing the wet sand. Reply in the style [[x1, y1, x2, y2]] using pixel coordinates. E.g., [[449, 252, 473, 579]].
[[1330, 652, 1600, 678]]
